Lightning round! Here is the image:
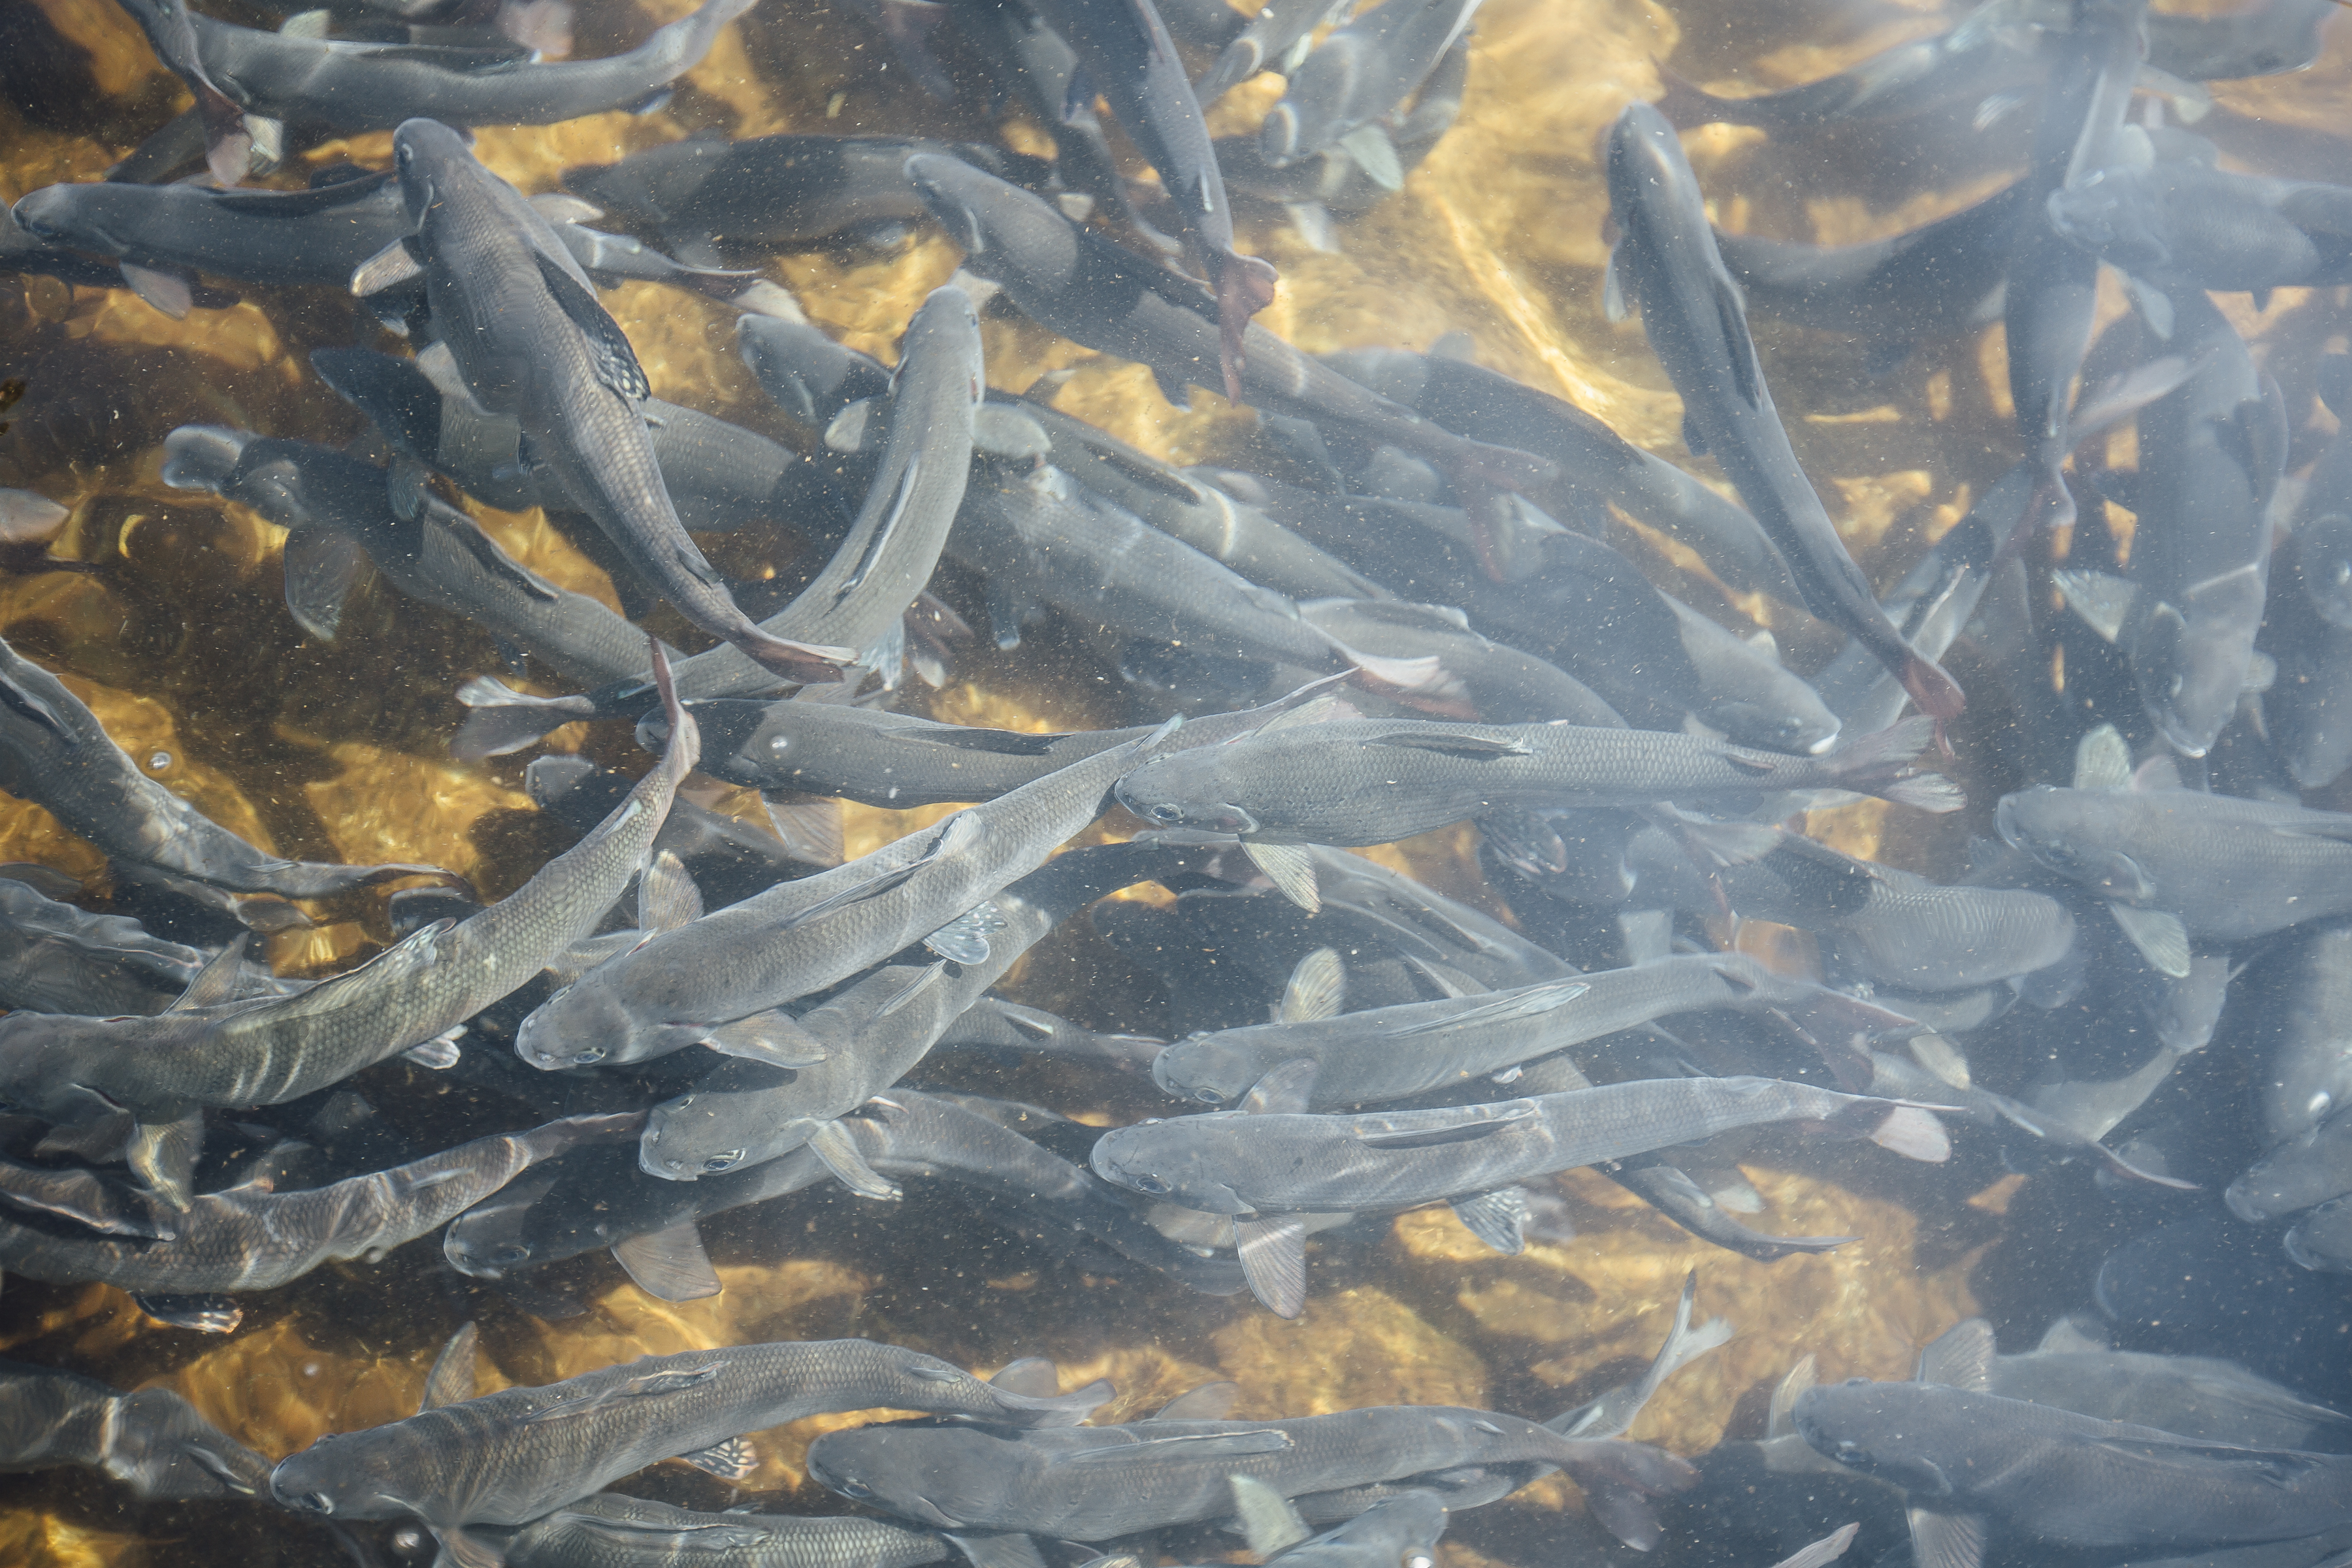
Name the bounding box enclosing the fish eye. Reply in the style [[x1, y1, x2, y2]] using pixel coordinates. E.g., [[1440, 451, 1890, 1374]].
[[1147, 804, 1182, 823], [1128, 1173, 1171, 1196], [833, 1477, 874, 1500], [702, 1151, 743, 1172], [290, 1492, 336, 1514], [492, 1245, 529, 1265], [1193, 1088, 1222, 1104], [570, 1047, 606, 1065]]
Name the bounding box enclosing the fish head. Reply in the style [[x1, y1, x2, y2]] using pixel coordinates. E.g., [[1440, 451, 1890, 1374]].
[[2138, 586, 2263, 760], [1789, 1380, 1961, 1496], [269, 1427, 436, 1524], [1993, 788, 2155, 900], [665, 699, 784, 776], [0, 1015, 161, 1125], [1113, 755, 1260, 836], [10, 186, 112, 251], [902, 154, 998, 259], [391, 120, 474, 230], [2296, 513, 2352, 630], [2045, 169, 2168, 276], [638, 1084, 768, 1181], [441, 1168, 564, 1277], [513, 975, 649, 1071], [159, 425, 254, 494], [1088, 1119, 1254, 1214], [806, 1422, 1015, 1527], [1149, 1035, 1256, 1107]]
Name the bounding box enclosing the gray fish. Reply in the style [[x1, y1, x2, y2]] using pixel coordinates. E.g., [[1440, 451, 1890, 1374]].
[[1197, 0, 1345, 103], [2229, 1107, 2352, 1222], [1258, 0, 1482, 172], [1315, 343, 1795, 606], [739, 314, 896, 434], [376, 118, 846, 686], [0, 630, 454, 913], [268, 1339, 1113, 1568], [902, 155, 1550, 497], [1604, 101, 1963, 723], [2286, 1192, 2352, 1273], [513, 716, 1175, 1070], [449, 283, 981, 757], [0, 874, 259, 1017], [636, 842, 1184, 1183], [0, 640, 697, 1196], [113, 0, 255, 184], [1090, 1069, 1946, 1312], [1021, 0, 1279, 400], [161, 425, 666, 686], [499, 1491, 953, 1568], [0, 1358, 272, 1500], [2143, 0, 2342, 82], [1793, 1378, 2352, 1566], [159, 0, 758, 135], [563, 136, 1056, 264], [449, 1088, 1240, 1300], [808, 1403, 1695, 1550], [2049, 160, 2352, 294], [1113, 710, 1960, 851], [2240, 924, 2352, 1149], [1995, 776, 2352, 970], [1241, 1486, 1449, 1568], [1149, 953, 1916, 1109], [661, 678, 1348, 811], [2053, 287, 2285, 757], [0, 1112, 634, 1308], [1649, 8, 2033, 137], [1298, 599, 1627, 728]]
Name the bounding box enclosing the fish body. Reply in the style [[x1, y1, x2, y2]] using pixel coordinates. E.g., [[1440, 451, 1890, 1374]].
[[1795, 1379, 2352, 1551], [2049, 161, 2352, 292], [1089, 1074, 1945, 1217], [808, 1405, 1692, 1544], [388, 118, 845, 685], [1259, 0, 1482, 170], [2242, 924, 2352, 1148], [0, 1359, 271, 1499], [1604, 101, 1961, 721], [0, 1113, 631, 1297], [267, 1340, 1110, 1563], [0, 875, 237, 1017], [0, 632, 451, 905], [500, 1492, 952, 1568], [514, 723, 1170, 1068], [1651, 18, 2031, 136], [1113, 714, 1957, 847], [1149, 953, 1909, 1109]]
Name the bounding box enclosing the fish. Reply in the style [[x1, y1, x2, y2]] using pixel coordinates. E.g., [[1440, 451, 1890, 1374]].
[[1649, 8, 2035, 137], [512, 717, 1177, 1070], [161, 424, 668, 686], [1299, 599, 1628, 728], [0, 630, 456, 918], [1258, 0, 1482, 176], [2238, 924, 2352, 1151], [807, 1401, 1695, 1551], [449, 1088, 1241, 1300], [152, 0, 760, 136], [0, 637, 697, 1200], [2048, 160, 2352, 295], [636, 841, 1188, 1183], [1113, 710, 1960, 852], [1197, 0, 1345, 103], [1603, 101, 1963, 724], [1793, 1377, 2352, 1567], [2053, 286, 2286, 757], [2287, 1193, 2352, 1274], [563, 135, 1057, 263], [521, 753, 805, 903], [2229, 1108, 2352, 1223], [1090, 1068, 1947, 1312], [448, 283, 981, 757], [901, 154, 1550, 498], [1149, 952, 1918, 1109], [0, 872, 273, 1018], [0, 1358, 272, 1499], [112, 0, 255, 185], [2142, 0, 2342, 82], [497, 1490, 955, 1568], [0, 1112, 636, 1314], [267, 1337, 1113, 1568], [372, 118, 847, 685], [1022, 0, 1279, 400], [739, 312, 897, 434]]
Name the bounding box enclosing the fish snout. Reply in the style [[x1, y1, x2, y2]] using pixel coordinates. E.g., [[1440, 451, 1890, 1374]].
[[10, 189, 69, 242]]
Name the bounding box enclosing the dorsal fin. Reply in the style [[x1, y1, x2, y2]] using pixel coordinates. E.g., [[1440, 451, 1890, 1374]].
[[1277, 948, 1344, 1024], [1916, 1319, 1995, 1392], [1240, 1058, 1319, 1115], [420, 1322, 478, 1411], [169, 938, 252, 1012], [1767, 1354, 1818, 1439], [1156, 1380, 1240, 1420], [2071, 724, 2132, 791]]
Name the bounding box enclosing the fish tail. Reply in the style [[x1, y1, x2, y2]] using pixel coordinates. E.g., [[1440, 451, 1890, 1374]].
[[450, 677, 590, 759], [1212, 251, 1277, 404], [1822, 715, 1963, 813], [646, 637, 701, 781], [734, 627, 855, 687], [1816, 1098, 1952, 1163], [1899, 653, 1965, 724]]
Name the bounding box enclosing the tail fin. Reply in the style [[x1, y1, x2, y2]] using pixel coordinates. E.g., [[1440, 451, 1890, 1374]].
[[736, 627, 855, 686], [1650, 58, 1740, 130], [1212, 250, 1279, 403], [451, 676, 594, 759], [1899, 654, 1966, 724], [1823, 717, 1962, 812]]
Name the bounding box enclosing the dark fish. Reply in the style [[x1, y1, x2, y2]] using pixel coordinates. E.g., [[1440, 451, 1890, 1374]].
[[0, 1358, 272, 1499], [2053, 287, 2285, 757], [2048, 161, 2352, 295], [498, 1491, 953, 1568], [449, 284, 981, 757], [0, 1112, 634, 1309], [562, 136, 1057, 263], [160, 0, 758, 136], [0, 631, 454, 913], [0, 874, 261, 1017], [113, 0, 253, 184], [1258, 0, 1481, 174], [808, 1402, 1694, 1551], [1603, 102, 1963, 723], [1022, 0, 1279, 399], [513, 719, 1176, 1070], [1197, 0, 1342, 103], [2238, 924, 2352, 1151], [376, 118, 847, 685], [268, 1339, 1112, 1568], [1113, 710, 1960, 851], [902, 154, 1549, 497], [161, 425, 666, 687], [2287, 1194, 2352, 1273], [1650, 14, 2033, 137], [1795, 1378, 2352, 1566]]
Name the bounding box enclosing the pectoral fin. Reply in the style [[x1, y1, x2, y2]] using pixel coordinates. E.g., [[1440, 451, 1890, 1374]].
[[122, 261, 197, 320], [1243, 840, 1319, 913], [803, 1118, 902, 1201], [676, 1435, 756, 1479], [282, 525, 369, 641], [531, 251, 651, 402], [924, 902, 1005, 965], [1450, 1186, 1531, 1254], [1906, 1509, 1985, 1568], [699, 1010, 828, 1069], [636, 849, 703, 933], [127, 1111, 204, 1212], [2108, 902, 2191, 979], [1230, 1474, 1312, 1557], [1277, 947, 1345, 1024], [1235, 1215, 1309, 1318], [760, 792, 845, 870], [1353, 1109, 1535, 1149], [351, 237, 425, 297], [131, 1292, 242, 1333], [431, 1524, 506, 1568], [1240, 1058, 1320, 1115], [1154, 1380, 1239, 1420], [610, 1219, 722, 1302]]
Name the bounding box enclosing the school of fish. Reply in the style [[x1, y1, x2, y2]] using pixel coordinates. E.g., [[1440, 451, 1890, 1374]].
[[0, 1, 2349, 1567]]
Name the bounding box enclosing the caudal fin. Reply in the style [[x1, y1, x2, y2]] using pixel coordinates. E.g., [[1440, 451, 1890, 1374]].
[[736, 627, 855, 687], [1213, 251, 1279, 404], [451, 676, 593, 759], [1823, 716, 1963, 813], [1650, 59, 1742, 130]]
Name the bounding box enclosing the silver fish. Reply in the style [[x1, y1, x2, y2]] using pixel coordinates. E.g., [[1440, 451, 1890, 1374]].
[[0, 1358, 271, 1499]]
